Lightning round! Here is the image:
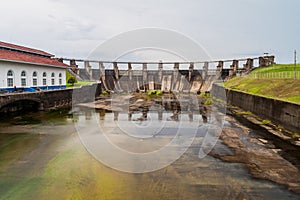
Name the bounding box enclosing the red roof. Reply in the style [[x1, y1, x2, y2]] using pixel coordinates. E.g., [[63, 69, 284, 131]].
[[0, 41, 54, 57], [0, 49, 68, 68]]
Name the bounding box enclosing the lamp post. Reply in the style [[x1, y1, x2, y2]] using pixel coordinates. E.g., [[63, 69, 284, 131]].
[[294, 50, 297, 80]]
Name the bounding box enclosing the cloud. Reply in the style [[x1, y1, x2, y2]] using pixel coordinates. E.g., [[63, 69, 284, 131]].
[[0, 0, 299, 63]]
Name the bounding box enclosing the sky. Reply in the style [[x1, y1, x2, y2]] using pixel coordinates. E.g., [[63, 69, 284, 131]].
[[1, 0, 299, 65]]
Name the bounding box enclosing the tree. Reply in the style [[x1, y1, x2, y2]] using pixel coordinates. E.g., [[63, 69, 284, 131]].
[[67, 76, 76, 86]]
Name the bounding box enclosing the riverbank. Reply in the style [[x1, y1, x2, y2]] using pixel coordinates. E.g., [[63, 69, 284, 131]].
[[210, 114, 300, 194], [212, 84, 300, 134], [223, 77, 300, 104], [227, 106, 300, 147]]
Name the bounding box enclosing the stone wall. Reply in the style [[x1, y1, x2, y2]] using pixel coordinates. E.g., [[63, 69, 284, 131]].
[[0, 84, 101, 113], [212, 84, 300, 133]]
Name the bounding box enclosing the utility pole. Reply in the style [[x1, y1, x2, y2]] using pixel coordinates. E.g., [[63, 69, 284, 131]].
[[294, 50, 297, 79]]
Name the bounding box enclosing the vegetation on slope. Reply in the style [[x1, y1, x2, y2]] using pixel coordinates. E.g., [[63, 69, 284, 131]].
[[66, 71, 95, 87], [224, 63, 300, 104], [251, 64, 300, 74]]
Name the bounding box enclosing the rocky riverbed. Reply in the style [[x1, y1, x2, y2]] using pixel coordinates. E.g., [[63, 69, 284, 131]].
[[210, 115, 300, 194]]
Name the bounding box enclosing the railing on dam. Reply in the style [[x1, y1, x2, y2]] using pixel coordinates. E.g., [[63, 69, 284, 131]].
[[246, 71, 300, 79]]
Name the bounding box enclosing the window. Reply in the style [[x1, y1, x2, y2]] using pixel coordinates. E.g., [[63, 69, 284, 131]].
[[21, 79, 26, 86], [33, 79, 37, 86], [7, 70, 13, 76], [59, 73, 62, 85], [51, 73, 55, 85], [33, 71, 37, 86], [43, 72, 47, 86], [7, 70, 14, 87], [21, 71, 26, 87], [21, 71, 26, 77]]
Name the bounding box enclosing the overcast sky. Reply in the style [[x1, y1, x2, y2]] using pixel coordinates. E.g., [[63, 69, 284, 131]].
[[1, 0, 299, 64]]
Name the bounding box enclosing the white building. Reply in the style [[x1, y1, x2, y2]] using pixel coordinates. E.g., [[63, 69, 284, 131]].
[[0, 41, 68, 93]]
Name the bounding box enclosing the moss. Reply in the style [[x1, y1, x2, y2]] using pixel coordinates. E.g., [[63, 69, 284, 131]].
[[261, 120, 271, 125], [101, 90, 109, 95], [292, 133, 300, 139], [204, 99, 212, 105], [236, 111, 253, 116]]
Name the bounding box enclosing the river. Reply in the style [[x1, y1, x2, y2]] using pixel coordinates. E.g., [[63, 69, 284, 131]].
[[0, 108, 300, 200]]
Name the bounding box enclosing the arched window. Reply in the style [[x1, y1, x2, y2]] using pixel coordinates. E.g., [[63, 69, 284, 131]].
[[42, 72, 47, 86], [59, 73, 62, 85], [51, 72, 55, 85], [21, 71, 26, 86], [32, 71, 37, 86], [7, 70, 14, 87], [7, 70, 13, 76], [21, 71, 26, 77]]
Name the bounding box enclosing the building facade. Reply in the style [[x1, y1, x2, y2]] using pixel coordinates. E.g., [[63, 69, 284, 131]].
[[0, 41, 68, 93]]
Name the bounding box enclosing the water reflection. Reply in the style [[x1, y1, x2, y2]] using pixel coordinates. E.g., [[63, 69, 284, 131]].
[[75, 94, 226, 173], [87, 95, 214, 125]]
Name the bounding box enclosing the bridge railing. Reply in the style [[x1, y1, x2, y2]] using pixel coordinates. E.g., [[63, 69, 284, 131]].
[[246, 72, 300, 79]]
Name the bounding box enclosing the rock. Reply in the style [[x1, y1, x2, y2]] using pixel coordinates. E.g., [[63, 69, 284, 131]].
[[258, 138, 268, 144]]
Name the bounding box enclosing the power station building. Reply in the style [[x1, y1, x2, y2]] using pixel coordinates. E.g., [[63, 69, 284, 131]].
[[0, 41, 68, 93]]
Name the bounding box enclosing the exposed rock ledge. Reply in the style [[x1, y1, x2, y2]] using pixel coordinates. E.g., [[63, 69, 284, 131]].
[[210, 117, 300, 194]]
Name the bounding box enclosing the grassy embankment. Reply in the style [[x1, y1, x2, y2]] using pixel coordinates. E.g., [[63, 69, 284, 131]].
[[224, 64, 300, 104]]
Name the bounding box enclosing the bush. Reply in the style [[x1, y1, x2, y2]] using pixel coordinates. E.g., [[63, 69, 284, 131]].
[[199, 92, 211, 98], [156, 90, 163, 96], [101, 90, 109, 95], [147, 90, 156, 96], [67, 76, 76, 86]]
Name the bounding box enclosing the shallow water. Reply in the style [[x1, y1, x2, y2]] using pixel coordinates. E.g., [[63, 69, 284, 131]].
[[0, 110, 300, 200]]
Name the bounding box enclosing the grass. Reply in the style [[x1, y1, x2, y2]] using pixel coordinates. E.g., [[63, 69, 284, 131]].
[[66, 71, 95, 87], [251, 64, 300, 74], [66, 81, 95, 88], [249, 64, 300, 79], [224, 76, 300, 104]]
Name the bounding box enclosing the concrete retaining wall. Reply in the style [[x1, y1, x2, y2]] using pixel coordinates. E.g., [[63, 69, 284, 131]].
[[212, 84, 300, 133], [0, 83, 101, 113]]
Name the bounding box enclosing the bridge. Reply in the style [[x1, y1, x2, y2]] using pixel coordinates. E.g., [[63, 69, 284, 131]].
[[0, 84, 101, 114]]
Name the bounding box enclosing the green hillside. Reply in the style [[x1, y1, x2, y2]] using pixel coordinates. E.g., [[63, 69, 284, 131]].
[[251, 64, 300, 74], [224, 64, 300, 104]]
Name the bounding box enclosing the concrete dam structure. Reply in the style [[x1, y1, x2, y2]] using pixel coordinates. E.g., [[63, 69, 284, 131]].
[[65, 55, 275, 93]]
